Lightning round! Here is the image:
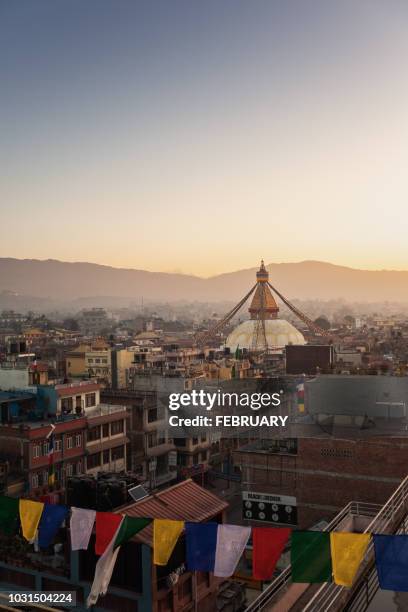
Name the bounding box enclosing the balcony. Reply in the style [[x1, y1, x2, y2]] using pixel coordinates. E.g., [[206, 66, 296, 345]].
[[245, 474, 408, 612], [86, 403, 127, 418]]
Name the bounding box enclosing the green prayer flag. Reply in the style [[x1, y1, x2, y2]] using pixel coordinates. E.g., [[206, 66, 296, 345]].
[[114, 516, 151, 549], [0, 495, 20, 535], [291, 531, 332, 583]]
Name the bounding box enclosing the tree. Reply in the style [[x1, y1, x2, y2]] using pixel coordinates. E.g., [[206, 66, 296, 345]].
[[314, 316, 331, 331], [63, 318, 80, 331]]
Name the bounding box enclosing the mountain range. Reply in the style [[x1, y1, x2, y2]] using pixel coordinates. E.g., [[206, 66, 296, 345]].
[[1, 258, 408, 308]]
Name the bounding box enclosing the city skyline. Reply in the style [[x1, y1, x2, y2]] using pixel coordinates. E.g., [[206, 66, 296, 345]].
[[2, 1, 408, 275]]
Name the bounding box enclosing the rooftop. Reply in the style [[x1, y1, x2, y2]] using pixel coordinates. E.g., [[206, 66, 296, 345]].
[[119, 478, 228, 546]]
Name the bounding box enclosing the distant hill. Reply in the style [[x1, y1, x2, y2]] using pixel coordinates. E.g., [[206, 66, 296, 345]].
[[1, 258, 408, 306]]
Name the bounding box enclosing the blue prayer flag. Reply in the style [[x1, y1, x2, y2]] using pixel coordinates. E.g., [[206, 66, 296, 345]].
[[185, 522, 218, 572], [38, 504, 69, 549], [374, 534, 408, 591]]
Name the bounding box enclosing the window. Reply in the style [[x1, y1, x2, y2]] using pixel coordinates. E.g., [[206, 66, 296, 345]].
[[32, 473, 39, 488], [192, 437, 198, 445], [61, 397, 73, 413], [102, 359, 107, 364], [95, 358, 101, 364], [75, 434, 82, 447], [54, 439, 62, 452], [148, 408, 158, 423], [174, 437, 186, 447], [85, 393, 96, 408], [111, 420, 124, 435], [103, 449, 110, 464], [87, 427, 100, 442], [112, 446, 124, 461], [43, 441, 49, 455], [200, 451, 207, 462], [87, 453, 101, 469], [76, 461, 82, 475], [67, 436, 73, 449], [43, 470, 48, 483], [102, 423, 110, 438], [201, 435, 207, 443], [33, 445, 40, 458], [66, 463, 73, 477]]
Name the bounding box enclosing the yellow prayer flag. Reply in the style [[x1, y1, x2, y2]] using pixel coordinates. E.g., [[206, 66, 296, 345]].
[[19, 499, 44, 542], [330, 532, 371, 587], [153, 519, 184, 565]]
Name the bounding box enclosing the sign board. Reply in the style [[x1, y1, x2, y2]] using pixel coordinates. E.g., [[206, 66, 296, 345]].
[[168, 451, 177, 467], [242, 491, 297, 526]]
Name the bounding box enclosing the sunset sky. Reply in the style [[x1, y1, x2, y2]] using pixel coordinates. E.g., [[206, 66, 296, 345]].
[[1, 0, 408, 276]]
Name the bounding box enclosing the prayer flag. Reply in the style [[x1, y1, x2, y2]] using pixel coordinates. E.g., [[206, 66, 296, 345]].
[[19, 499, 44, 542], [330, 532, 370, 587], [253, 527, 291, 581], [214, 524, 251, 577], [0, 495, 20, 535], [87, 517, 124, 608], [185, 522, 218, 571], [38, 503, 69, 549], [113, 516, 151, 549], [153, 519, 184, 566], [70, 507, 96, 551], [374, 534, 408, 592], [291, 531, 332, 583], [95, 512, 122, 556]]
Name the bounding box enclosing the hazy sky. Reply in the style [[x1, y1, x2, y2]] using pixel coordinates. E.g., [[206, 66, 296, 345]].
[[1, 0, 408, 276]]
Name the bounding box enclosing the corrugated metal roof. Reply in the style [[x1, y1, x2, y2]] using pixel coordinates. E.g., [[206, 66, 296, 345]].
[[118, 479, 228, 546]]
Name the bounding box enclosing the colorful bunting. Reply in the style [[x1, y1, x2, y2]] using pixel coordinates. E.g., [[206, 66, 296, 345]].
[[95, 512, 122, 556], [253, 527, 291, 581], [87, 517, 125, 608], [0, 495, 19, 535], [113, 516, 152, 549], [38, 504, 69, 549], [374, 534, 408, 592], [185, 522, 218, 571], [291, 531, 332, 583], [330, 532, 370, 587], [19, 499, 44, 542], [153, 519, 184, 566], [70, 507, 96, 551], [214, 524, 251, 577]]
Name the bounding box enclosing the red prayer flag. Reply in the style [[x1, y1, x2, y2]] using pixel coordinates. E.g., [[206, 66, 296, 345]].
[[95, 512, 122, 556], [253, 527, 291, 581]]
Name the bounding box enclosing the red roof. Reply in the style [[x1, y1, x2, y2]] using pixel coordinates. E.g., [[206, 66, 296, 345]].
[[56, 383, 100, 397], [118, 479, 228, 546]]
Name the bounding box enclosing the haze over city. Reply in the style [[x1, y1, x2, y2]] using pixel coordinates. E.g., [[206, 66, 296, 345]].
[[2, 0, 408, 275]]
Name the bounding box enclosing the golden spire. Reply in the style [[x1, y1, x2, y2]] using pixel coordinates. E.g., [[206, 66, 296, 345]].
[[249, 261, 279, 319]]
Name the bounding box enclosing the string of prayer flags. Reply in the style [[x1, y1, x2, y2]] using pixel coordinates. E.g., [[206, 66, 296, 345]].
[[95, 512, 123, 556], [113, 516, 152, 549], [373, 534, 408, 592], [87, 517, 125, 608], [252, 527, 291, 581], [185, 522, 218, 572], [0, 495, 19, 535], [291, 531, 332, 583], [70, 507, 96, 551], [153, 519, 184, 566], [330, 532, 371, 587], [38, 503, 69, 549], [214, 524, 251, 577], [19, 499, 44, 542]]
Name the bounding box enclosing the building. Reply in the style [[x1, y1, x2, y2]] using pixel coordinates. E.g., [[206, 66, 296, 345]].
[[285, 344, 334, 375], [0, 390, 86, 499], [101, 388, 177, 488], [0, 480, 229, 612], [225, 262, 305, 351]]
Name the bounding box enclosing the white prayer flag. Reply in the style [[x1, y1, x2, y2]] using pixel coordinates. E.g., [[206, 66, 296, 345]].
[[86, 517, 124, 608], [214, 524, 251, 577], [70, 507, 96, 551]]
